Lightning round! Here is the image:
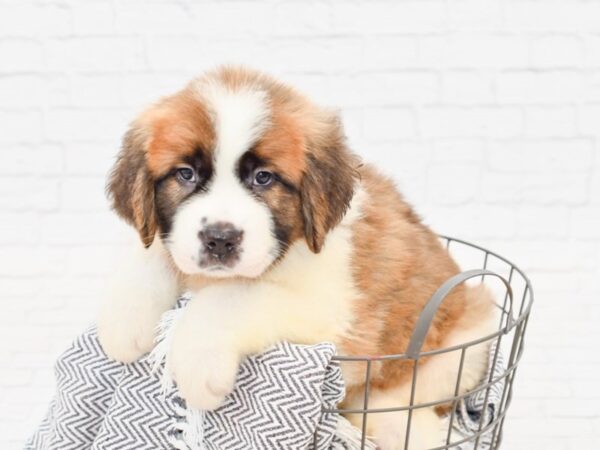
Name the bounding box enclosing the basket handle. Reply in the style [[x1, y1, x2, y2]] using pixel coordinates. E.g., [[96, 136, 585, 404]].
[[405, 269, 514, 359]]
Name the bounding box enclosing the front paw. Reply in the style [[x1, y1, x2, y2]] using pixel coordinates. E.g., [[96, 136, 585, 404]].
[[169, 324, 240, 410], [98, 301, 164, 363]]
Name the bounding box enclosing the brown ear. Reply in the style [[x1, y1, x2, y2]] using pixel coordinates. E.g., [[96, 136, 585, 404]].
[[107, 127, 157, 247], [301, 127, 357, 253]]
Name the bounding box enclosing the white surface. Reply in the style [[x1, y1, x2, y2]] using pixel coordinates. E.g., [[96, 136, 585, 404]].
[[0, 1, 599, 448]]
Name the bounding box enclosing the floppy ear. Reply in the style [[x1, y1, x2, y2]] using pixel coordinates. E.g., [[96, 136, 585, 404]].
[[107, 127, 157, 248], [300, 123, 357, 253]]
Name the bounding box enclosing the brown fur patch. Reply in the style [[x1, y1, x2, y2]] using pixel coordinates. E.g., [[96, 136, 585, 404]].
[[253, 111, 306, 185], [338, 165, 488, 394], [301, 148, 357, 253], [144, 91, 215, 177], [107, 128, 157, 247]]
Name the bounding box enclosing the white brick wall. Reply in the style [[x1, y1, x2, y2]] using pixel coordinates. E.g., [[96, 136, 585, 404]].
[[1, 0, 599, 448]]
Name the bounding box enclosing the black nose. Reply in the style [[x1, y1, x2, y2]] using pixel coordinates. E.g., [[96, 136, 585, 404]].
[[198, 222, 243, 260]]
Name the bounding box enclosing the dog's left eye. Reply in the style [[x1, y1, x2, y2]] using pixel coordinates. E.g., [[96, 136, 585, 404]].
[[176, 167, 197, 183], [253, 170, 273, 187]]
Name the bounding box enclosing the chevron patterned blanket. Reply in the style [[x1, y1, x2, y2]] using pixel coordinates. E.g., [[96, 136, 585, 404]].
[[26, 297, 503, 450], [25, 326, 369, 450]]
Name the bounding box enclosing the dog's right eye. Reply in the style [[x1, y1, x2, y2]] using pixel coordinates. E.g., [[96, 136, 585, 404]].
[[175, 167, 197, 184]]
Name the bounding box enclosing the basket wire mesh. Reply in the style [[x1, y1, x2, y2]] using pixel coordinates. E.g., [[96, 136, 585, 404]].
[[316, 236, 533, 450]]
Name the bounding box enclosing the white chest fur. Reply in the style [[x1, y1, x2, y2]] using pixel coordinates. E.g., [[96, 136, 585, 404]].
[[260, 186, 366, 344]]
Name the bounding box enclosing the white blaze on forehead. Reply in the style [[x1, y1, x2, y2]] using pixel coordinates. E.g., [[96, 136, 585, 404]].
[[196, 81, 271, 172]]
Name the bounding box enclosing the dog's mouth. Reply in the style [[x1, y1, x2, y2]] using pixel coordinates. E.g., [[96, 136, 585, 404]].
[[199, 256, 232, 273], [193, 252, 276, 280], [205, 265, 227, 272], [194, 262, 235, 279], [198, 249, 241, 271]]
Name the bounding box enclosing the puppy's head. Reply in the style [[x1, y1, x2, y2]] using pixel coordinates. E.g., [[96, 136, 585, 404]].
[[108, 67, 357, 278]]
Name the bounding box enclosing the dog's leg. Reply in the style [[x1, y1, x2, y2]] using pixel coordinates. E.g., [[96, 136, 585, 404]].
[[357, 387, 444, 450], [167, 280, 338, 410], [98, 238, 180, 363], [347, 308, 496, 450]]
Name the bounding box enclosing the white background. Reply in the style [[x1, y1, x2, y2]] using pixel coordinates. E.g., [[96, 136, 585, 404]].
[[1, 0, 599, 449]]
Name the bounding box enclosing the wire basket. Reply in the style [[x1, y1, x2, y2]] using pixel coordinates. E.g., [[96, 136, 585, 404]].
[[319, 236, 533, 450]]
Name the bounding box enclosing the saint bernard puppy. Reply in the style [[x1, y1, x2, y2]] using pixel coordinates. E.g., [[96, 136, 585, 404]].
[[98, 66, 496, 449]]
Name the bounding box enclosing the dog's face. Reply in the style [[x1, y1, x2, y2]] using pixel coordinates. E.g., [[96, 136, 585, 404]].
[[108, 67, 356, 278]]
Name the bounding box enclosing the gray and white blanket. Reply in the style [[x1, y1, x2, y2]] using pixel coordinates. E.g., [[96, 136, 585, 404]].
[[26, 298, 504, 450]]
